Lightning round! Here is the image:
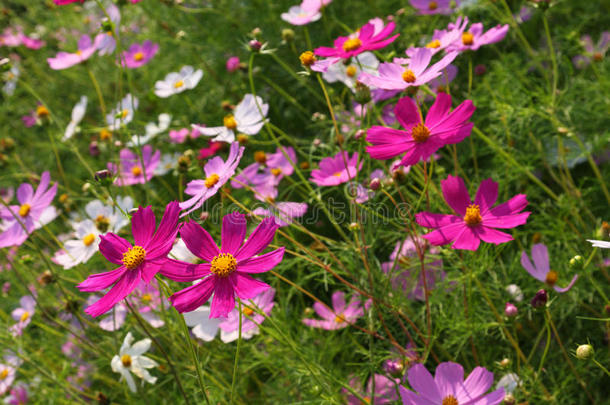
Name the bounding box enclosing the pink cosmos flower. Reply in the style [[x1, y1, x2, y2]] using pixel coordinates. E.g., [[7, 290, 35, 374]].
[[415, 176, 530, 251], [446, 17, 509, 53], [251, 202, 308, 227], [161, 212, 284, 318], [521, 244, 578, 293], [281, 2, 322, 26], [180, 142, 244, 216], [198, 141, 224, 160], [0, 172, 57, 248], [409, 0, 455, 15], [344, 374, 398, 404], [226, 56, 240, 72], [108, 145, 161, 186], [77, 202, 181, 317], [0, 364, 16, 395], [400, 362, 504, 405], [169, 127, 202, 143], [232, 146, 297, 193], [4, 384, 28, 405], [358, 48, 457, 91], [47, 35, 99, 70], [9, 295, 36, 337], [310, 151, 362, 186], [573, 32, 610, 69], [405, 28, 463, 59], [218, 287, 276, 342], [0, 27, 44, 49], [54, 0, 84, 4], [302, 291, 370, 330], [120, 40, 158, 69], [313, 18, 398, 71], [366, 94, 475, 167]]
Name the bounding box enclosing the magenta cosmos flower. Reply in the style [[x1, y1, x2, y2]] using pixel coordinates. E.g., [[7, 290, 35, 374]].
[[54, 0, 84, 4], [180, 142, 244, 216], [367, 93, 474, 167], [121, 40, 158, 69], [0, 171, 57, 248], [409, 0, 455, 15], [161, 213, 284, 318], [415, 176, 530, 251], [400, 362, 504, 405], [521, 244, 578, 293], [77, 202, 180, 317], [446, 17, 509, 53], [310, 151, 362, 186], [108, 145, 161, 186], [47, 35, 99, 70], [345, 374, 398, 404], [359, 48, 457, 91], [302, 291, 369, 330]]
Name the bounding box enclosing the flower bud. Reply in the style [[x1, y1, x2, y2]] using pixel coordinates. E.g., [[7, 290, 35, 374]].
[[354, 81, 371, 105], [282, 28, 295, 42], [299, 51, 316, 67], [504, 302, 518, 317], [503, 394, 516, 405], [199, 211, 209, 221], [569, 255, 583, 269], [575, 344, 593, 360], [383, 359, 404, 376], [530, 289, 548, 308], [249, 39, 262, 52], [369, 178, 381, 191], [474, 64, 486, 75], [94, 169, 111, 182], [89, 141, 100, 156], [348, 222, 360, 231], [354, 129, 366, 140], [101, 19, 114, 33], [499, 358, 511, 368]]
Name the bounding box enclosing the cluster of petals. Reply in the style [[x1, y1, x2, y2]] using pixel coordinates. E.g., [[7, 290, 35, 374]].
[[311, 151, 362, 186], [121, 40, 158, 68], [47, 35, 100, 70], [281, 0, 331, 26], [0, 27, 44, 49], [416, 176, 530, 250], [573, 32, 609, 69], [108, 145, 161, 186], [302, 291, 370, 330], [409, 0, 455, 15], [154, 65, 203, 98], [521, 244, 578, 293], [445, 16, 509, 52]]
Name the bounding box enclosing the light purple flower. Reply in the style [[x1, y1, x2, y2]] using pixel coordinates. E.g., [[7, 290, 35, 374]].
[[302, 291, 370, 330], [4, 383, 28, 405], [108, 145, 161, 186], [47, 35, 99, 70], [121, 40, 159, 68], [281, 3, 321, 26], [446, 16, 509, 53], [521, 244, 578, 293], [344, 374, 399, 404], [310, 151, 362, 186], [218, 287, 276, 342], [0, 363, 16, 395], [232, 146, 297, 196], [573, 32, 610, 69], [10, 295, 36, 337], [251, 202, 308, 227], [409, 0, 455, 15]]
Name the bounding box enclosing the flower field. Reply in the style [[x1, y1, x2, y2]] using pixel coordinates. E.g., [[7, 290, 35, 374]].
[[0, 0, 609, 403]]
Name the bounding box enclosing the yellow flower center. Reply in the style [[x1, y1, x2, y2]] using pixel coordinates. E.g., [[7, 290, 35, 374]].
[[18, 203, 31, 217], [210, 253, 237, 277], [593, 52, 603, 61], [100, 129, 113, 140], [141, 293, 152, 303], [237, 134, 249, 144], [20, 311, 30, 322], [345, 65, 357, 78], [0, 369, 8, 380], [243, 307, 254, 316], [361, 397, 371, 405], [122, 245, 146, 270], [462, 32, 474, 46], [426, 39, 441, 48], [271, 168, 282, 176], [36, 105, 49, 118], [174, 80, 184, 88], [464, 204, 482, 226], [59, 193, 69, 203], [545, 270, 558, 286], [334, 314, 346, 323], [121, 109, 129, 119], [223, 114, 238, 130], [204, 173, 220, 188], [402, 69, 416, 83], [121, 354, 132, 368], [411, 123, 431, 143], [442, 396, 459, 405], [95, 215, 110, 233], [131, 166, 143, 176], [333, 172, 343, 177], [299, 51, 316, 67], [76, 50, 82, 56], [254, 151, 267, 164], [83, 233, 96, 246], [342, 38, 362, 52], [428, 1, 438, 10], [133, 52, 144, 61]]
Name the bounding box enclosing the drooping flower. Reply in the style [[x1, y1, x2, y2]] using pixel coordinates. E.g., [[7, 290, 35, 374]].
[[161, 212, 284, 318], [108, 145, 161, 186], [310, 151, 362, 186], [358, 48, 457, 91], [63, 96, 87, 140], [415, 176, 530, 251], [0, 171, 57, 248], [9, 295, 36, 337], [302, 291, 370, 330], [399, 361, 505, 405], [409, 0, 455, 15], [110, 332, 158, 393], [120, 40, 159, 69], [573, 32, 610, 68], [127, 113, 172, 146], [154, 66, 203, 98], [179, 142, 244, 216], [251, 202, 308, 227], [344, 374, 399, 404], [446, 16, 509, 53], [192, 94, 268, 143], [366, 93, 474, 167], [77, 202, 180, 317], [218, 287, 276, 342], [53, 220, 101, 269], [106, 93, 138, 130], [521, 244, 578, 293], [322, 51, 379, 91], [47, 35, 99, 70]]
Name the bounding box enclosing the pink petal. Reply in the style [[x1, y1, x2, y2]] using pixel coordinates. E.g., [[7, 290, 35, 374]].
[[160, 260, 212, 282], [425, 92, 452, 127], [451, 226, 481, 251], [16, 183, 33, 204], [434, 362, 464, 398], [237, 248, 285, 273], [531, 243, 550, 273], [231, 273, 270, 299], [441, 175, 471, 216], [99, 233, 131, 264], [84, 269, 141, 317], [170, 277, 215, 313], [520, 249, 545, 281], [554, 274, 578, 293], [473, 178, 498, 215], [235, 217, 278, 261], [140, 260, 162, 283], [209, 277, 236, 318], [407, 363, 442, 402], [146, 201, 180, 257], [394, 96, 421, 130], [477, 226, 513, 245], [422, 223, 465, 246], [416, 212, 461, 228], [482, 212, 530, 229], [331, 291, 346, 312], [489, 194, 528, 217], [131, 206, 156, 246], [180, 222, 220, 261], [77, 266, 127, 292], [456, 366, 493, 402], [313, 302, 335, 320], [221, 212, 247, 254]]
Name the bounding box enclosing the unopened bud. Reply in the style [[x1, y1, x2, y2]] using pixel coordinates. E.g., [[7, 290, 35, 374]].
[[569, 255, 583, 269], [575, 344, 593, 360], [530, 289, 548, 308], [89, 141, 100, 156], [354, 81, 371, 105], [504, 302, 518, 317], [499, 358, 511, 368], [94, 169, 111, 181], [503, 394, 516, 405], [299, 51, 316, 67], [369, 178, 381, 191], [354, 129, 366, 140], [474, 64, 486, 75], [282, 28, 295, 42], [249, 39, 262, 52], [348, 222, 360, 231]]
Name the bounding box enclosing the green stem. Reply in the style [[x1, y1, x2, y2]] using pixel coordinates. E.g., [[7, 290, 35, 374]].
[[230, 299, 243, 404]]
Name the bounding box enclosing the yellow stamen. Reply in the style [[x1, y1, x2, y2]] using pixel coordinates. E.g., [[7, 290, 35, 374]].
[[243, 307, 254, 316], [426, 39, 441, 48], [122, 246, 146, 270], [271, 168, 282, 176], [133, 52, 144, 61], [411, 123, 430, 143], [76, 50, 83, 56], [254, 151, 267, 164], [100, 129, 113, 141], [334, 314, 346, 323], [402, 69, 416, 83], [345, 65, 357, 78], [20, 311, 30, 322], [95, 215, 110, 233], [131, 166, 143, 176], [36, 105, 49, 118], [545, 270, 558, 286], [18, 204, 31, 217], [204, 173, 220, 188], [210, 253, 237, 277], [593, 52, 603, 61], [83, 233, 96, 246], [299, 51, 316, 67], [121, 354, 132, 368], [120, 109, 129, 119], [342, 38, 362, 52], [174, 80, 184, 88], [442, 396, 459, 405], [237, 134, 249, 144], [462, 31, 474, 46], [428, 1, 438, 10], [59, 193, 69, 203], [463, 204, 482, 226], [223, 114, 237, 130], [0, 369, 8, 380], [141, 293, 152, 303], [333, 172, 343, 177]]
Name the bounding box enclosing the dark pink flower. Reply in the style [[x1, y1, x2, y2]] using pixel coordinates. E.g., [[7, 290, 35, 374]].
[[226, 56, 240, 72], [54, 0, 85, 5], [197, 141, 223, 160], [77, 202, 181, 317], [366, 94, 475, 167], [161, 213, 284, 318], [521, 244, 578, 293], [120, 40, 158, 69], [415, 176, 530, 251], [310, 151, 362, 186], [302, 291, 370, 330], [108, 145, 161, 186]]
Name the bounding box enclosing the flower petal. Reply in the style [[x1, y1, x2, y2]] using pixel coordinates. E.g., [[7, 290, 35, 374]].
[[170, 277, 215, 313], [77, 266, 127, 292], [434, 362, 464, 399], [221, 212, 247, 254], [235, 217, 278, 261], [160, 260, 212, 282], [132, 206, 156, 246], [407, 363, 442, 402], [236, 247, 284, 273], [441, 175, 471, 216], [554, 274, 578, 293], [180, 221, 220, 261], [84, 269, 141, 317], [231, 273, 270, 300], [209, 277, 236, 318], [473, 178, 498, 215], [99, 233, 131, 264]]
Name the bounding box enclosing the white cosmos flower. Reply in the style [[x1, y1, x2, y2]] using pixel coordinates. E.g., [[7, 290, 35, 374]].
[[169, 238, 199, 263], [280, 5, 321, 26], [154, 65, 203, 98], [76, 196, 133, 233], [154, 152, 180, 176], [183, 307, 221, 342], [127, 113, 172, 146], [53, 220, 100, 269], [2, 65, 19, 96], [106, 93, 138, 130], [64, 96, 88, 140], [193, 94, 268, 143], [110, 332, 158, 393], [323, 51, 379, 90], [588, 239, 610, 249]]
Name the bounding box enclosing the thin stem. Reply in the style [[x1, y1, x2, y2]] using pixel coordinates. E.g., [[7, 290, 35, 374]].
[[230, 299, 243, 404]]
